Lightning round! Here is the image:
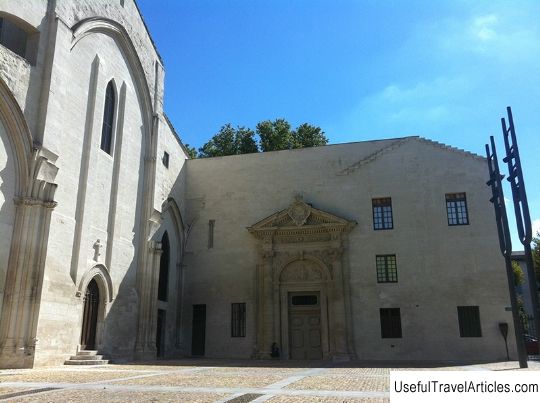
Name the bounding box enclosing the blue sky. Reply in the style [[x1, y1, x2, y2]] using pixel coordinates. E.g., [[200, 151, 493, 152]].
[[137, 0, 540, 246]]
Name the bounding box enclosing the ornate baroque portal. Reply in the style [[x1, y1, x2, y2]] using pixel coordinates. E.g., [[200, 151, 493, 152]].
[[248, 197, 357, 360]]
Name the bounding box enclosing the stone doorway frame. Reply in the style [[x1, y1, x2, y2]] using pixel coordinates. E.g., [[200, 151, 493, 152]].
[[76, 264, 113, 352], [248, 197, 357, 360]]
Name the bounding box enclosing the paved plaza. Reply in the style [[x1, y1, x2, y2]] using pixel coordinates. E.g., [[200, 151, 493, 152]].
[[0, 359, 539, 402]]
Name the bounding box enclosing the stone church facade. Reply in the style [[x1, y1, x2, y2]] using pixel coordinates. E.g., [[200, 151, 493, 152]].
[[0, 0, 516, 368]]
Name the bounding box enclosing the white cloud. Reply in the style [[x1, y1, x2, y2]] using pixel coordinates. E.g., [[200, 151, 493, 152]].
[[473, 14, 498, 41]]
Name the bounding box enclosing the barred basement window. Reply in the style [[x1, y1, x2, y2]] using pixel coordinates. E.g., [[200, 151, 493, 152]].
[[446, 193, 469, 225], [457, 306, 482, 337], [380, 308, 402, 338], [376, 255, 398, 283], [231, 303, 246, 337], [372, 198, 393, 230]]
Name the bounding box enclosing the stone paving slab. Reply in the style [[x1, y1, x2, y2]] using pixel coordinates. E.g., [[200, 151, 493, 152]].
[[202, 367, 305, 376], [0, 387, 35, 396], [116, 373, 285, 388], [0, 370, 147, 384], [285, 376, 389, 392], [267, 397, 389, 403], [7, 389, 230, 402], [97, 364, 200, 371], [0, 359, 538, 402]]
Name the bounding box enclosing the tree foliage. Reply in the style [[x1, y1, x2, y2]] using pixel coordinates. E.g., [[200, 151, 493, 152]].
[[184, 143, 198, 159], [193, 119, 328, 158], [292, 123, 329, 149], [512, 260, 525, 287], [198, 124, 258, 158], [257, 119, 328, 152], [257, 119, 293, 152]]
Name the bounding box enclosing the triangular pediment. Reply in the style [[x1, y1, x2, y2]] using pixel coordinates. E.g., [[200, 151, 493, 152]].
[[248, 197, 356, 241]]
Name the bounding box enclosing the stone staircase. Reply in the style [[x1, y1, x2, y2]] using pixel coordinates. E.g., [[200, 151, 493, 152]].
[[64, 350, 109, 365]]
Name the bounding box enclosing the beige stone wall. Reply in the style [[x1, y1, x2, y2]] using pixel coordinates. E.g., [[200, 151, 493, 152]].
[[182, 137, 514, 362], [0, 0, 189, 366], [0, 119, 17, 319]]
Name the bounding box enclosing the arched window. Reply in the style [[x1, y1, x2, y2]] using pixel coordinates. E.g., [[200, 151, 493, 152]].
[[100, 81, 115, 154], [158, 232, 170, 301]]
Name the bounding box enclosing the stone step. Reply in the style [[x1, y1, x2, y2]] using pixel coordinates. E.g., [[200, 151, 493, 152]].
[[77, 350, 98, 356], [69, 355, 103, 360], [64, 359, 109, 365]]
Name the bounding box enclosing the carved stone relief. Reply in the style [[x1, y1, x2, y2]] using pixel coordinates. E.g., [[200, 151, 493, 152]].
[[280, 260, 324, 282]]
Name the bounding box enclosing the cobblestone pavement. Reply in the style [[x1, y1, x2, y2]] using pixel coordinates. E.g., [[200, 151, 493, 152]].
[[0, 359, 539, 402]]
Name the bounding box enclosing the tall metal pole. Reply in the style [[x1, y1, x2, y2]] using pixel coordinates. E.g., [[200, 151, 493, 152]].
[[486, 136, 528, 368], [501, 107, 540, 343]]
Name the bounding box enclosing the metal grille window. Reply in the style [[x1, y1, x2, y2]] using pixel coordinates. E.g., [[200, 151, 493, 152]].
[[376, 255, 398, 283], [380, 308, 402, 338], [372, 198, 393, 230], [457, 306, 482, 337], [446, 193, 469, 225], [231, 303, 246, 337]]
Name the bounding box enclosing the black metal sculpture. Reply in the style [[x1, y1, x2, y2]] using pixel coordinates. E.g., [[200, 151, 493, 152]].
[[486, 135, 528, 368], [501, 107, 540, 345]]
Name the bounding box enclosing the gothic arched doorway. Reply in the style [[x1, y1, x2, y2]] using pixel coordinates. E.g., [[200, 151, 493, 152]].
[[81, 279, 99, 350]]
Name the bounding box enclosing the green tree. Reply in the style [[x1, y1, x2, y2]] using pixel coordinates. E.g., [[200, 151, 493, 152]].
[[199, 124, 237, 157], [198, 124, 259, 158], [199, 120, 327, 156], [236, 126, 258, 154], [292, 123, 328, 148], [257, 119, 292, 152], [184, 143, 198, 159], [257, 119, 328, 152], [512, 260, 525, 286]]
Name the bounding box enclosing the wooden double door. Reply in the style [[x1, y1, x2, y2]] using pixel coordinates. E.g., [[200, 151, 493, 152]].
[[288, 293, 323, 360]]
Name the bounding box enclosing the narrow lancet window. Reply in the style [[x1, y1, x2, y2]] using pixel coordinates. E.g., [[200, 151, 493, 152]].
[[100, 81, 115, 154]]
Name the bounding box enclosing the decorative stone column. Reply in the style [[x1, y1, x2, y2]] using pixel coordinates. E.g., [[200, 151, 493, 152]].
[[0, 147, 58, 368]]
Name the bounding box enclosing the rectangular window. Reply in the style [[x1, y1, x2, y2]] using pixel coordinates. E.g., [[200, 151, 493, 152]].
[[446, 193, 469, 225], [208, 219, 215, 249], [380, 308, 402, 338], [162, 151, 169, 168], [376, 255, 398, 283], [372, 198, 393, 230], [231, 303, 246, 337], [457, 306, 482, 337]]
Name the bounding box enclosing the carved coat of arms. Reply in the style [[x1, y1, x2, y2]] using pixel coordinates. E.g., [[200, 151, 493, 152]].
[[287, 197, 311, 226]]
